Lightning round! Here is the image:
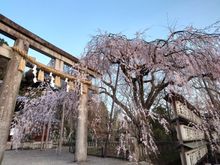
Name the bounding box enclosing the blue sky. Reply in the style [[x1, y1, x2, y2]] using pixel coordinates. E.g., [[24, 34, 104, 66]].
[[1, 0, 220, 59]]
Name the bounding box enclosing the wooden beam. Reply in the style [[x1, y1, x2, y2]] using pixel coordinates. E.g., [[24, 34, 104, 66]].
[[0, 14, 79, 62], [0, 14, 99, 77], [0, 45, 98, 91], [0, 44, 12, 59], [12, 46, 92, 85]]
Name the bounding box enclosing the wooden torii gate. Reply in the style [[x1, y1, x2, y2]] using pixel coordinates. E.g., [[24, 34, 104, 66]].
[[0, 14, 97, 164]]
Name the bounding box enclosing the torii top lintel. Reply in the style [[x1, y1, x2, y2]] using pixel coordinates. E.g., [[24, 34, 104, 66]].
[[0, 14, 98, 77]]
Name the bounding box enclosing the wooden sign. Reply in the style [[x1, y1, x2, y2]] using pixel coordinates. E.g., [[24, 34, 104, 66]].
[[177, 125, 205, 141], [167, 93, 208, 165], [175, 101, 202, 124], [185, 145, 208, 165]]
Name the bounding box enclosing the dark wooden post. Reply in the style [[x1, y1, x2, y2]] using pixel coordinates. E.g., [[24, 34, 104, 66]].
[[0, 39, 29, 164], [58, 103, 65, 153], [45, 118, 51, 150], [40, 122, 46, 150]]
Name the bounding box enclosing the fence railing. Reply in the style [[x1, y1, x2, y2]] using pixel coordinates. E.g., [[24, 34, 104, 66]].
[[68, 140, 127, 159]]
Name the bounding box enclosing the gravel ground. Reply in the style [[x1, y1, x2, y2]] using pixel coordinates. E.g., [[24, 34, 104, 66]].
[[2, 148, 131, 165]]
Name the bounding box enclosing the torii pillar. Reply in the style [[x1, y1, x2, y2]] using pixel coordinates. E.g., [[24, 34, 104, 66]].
[[0, 39, 29, 164], [74, 83, 89, 162]]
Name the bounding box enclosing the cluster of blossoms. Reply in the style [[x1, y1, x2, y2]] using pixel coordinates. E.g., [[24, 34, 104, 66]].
[[83, 23, 220, 161]]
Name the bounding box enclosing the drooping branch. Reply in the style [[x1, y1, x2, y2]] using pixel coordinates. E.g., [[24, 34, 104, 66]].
[[83, 23, 220, 161]]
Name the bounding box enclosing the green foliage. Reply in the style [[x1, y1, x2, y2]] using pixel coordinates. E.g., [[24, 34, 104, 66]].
[[151, 106, 171, 141], [0, 38, 9, 46]]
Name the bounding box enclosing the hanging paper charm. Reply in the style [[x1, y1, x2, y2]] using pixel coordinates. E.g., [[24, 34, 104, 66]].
[[65, 78, 69, 92], [32, 65, 37, 83], [49, 72, 55, 88]]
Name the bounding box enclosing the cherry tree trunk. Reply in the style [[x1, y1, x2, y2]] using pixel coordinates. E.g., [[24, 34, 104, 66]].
[[0, 39, 29, 164], [104, 64, 120, 157], [74, 84, 88, 162]]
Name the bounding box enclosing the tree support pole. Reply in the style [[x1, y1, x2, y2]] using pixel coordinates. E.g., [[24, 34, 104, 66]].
[[40, 122, 46, 150], [58, 103, 65, 153], [45, 118, 51, 150], [74, 83, 88, 162], [0, 39, 29, 164]]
